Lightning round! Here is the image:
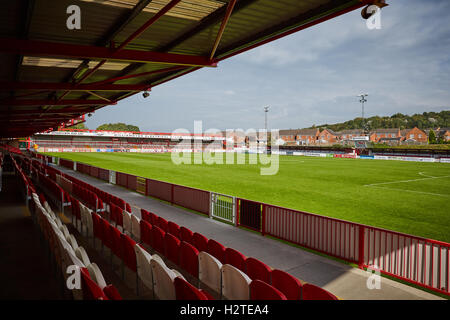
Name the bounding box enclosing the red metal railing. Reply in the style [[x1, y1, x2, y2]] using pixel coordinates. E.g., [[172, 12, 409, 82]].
[[173, 184, 209, 216], [146, 179, 172, 203]]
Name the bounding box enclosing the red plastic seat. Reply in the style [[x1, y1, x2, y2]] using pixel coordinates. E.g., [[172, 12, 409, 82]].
[[91, 213, 103, 243], [225, 247, 246, 272], [80, 268, 108, 300], [174, 277, 208, 300], [179, 241, 199, 278], [199, 289, 215, 300], [244, 257, 272, 283], [151, 225, 166, 255], [271, 269, 302, 300], [71, 197, 81, 221], [121, 233, 137, 272], [250, 280, 287, 300], [157, 216, 169, 233], [109, 225, 123, 261], [180, 226, 193, 244], [100, 218, 113, 250], [167, 221, 180, 239], [148, 211, 158, 225], [140, 220, 153, 247], [192, 232, 208, 252], [164, 233, 181, 265], [103, 284, 122, 300], [302, 283, 338, 300], [141, 209, 150, 223], [110, 203, 123, 227], [207, 239, 226, 264]]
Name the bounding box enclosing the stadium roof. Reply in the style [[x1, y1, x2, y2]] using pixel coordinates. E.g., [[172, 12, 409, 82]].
[[0, 0, 377, 137]]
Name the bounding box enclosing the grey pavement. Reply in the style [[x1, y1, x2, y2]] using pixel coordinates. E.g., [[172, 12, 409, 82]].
[[56, 165, 444, 300]]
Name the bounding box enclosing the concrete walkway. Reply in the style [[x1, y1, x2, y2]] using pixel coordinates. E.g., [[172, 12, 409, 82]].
[[56, 165, 444, 300]]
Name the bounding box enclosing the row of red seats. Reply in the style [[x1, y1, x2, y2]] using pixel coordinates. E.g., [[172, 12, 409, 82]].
[[54, 165, 130, 213], [0, 144, 22, 155], [37, 171, 71, 205], [72, 183, 104, 213], [89, 208, 209, 299], [12, 155, 122, 300], [140, 208, 338, 300]]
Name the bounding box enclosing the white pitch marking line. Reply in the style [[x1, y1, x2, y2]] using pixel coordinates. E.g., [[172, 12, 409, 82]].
[[364, 174, 450, 187], [418, 172, 436, 178], [367, 185, 450, 197]]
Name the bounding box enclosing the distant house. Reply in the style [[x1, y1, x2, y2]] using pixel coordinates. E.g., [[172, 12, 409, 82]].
[[400, 127, 427, 144], [338, 129, 365, 141], [279, 128, 319, 145], [279, 129, 301, 144], [317, 128, 339, 145], [424, 127, 450, 143], [369, 128, 401, 143], [296, 128, 320, 145], [436, 128, 450, 142], [378, 137, 402, 146]]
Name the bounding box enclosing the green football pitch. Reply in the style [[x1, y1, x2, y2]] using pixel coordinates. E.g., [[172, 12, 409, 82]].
[[45, 152, 450, 243]]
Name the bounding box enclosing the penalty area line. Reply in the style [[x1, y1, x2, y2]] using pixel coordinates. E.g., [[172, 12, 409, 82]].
[[364, 185, 450, 197], [364, 174, 450, 187]]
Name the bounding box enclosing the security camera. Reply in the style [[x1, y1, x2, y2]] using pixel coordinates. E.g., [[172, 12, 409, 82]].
[[361, 1, 388, 20], [143, 91, 150, 98]]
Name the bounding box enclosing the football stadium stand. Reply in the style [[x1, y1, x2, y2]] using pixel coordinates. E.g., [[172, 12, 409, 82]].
[[5, 0, 445, 304]]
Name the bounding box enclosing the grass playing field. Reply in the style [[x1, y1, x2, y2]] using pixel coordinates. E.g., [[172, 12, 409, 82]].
[[45, 152, 450, 242]]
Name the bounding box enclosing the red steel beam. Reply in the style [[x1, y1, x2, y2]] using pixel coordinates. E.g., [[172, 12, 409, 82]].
[[0, 82, 152, 91], [152, 66, 201, 87], [90, 65, 185, 86], [0, 116, 74, 122], [218, 2, 365, 62], [53, 0, 182, 106], [0, 38, 217, 67], [0, 107, 93, 115], [210, 0, 237, 59], [116, 0, 182, 51], [0, 99, 115, 106]]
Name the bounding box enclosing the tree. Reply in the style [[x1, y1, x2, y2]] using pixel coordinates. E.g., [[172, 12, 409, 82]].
[[428, 129, 436, 144], [96, 123, 140, 132]]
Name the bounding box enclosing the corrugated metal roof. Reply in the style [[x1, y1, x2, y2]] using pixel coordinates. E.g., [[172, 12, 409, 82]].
[[0, 0, 369, 137]]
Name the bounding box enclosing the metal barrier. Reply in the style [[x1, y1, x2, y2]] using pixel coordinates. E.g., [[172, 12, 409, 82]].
[[98, 168, 109, 181], [210, 192, 236, 224], [172, 184, 209, 216], [146, 179, 172, 203], [238, 198, 262, 232], [362, 226, 449, 295], [59, 158, 74, 170], [116, 172, 128, 188], [263, 204, 361, 264]]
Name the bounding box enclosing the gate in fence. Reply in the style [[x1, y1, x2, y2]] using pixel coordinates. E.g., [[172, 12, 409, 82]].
[[210, 192, 236, 225], [238, 198, 262, 232]]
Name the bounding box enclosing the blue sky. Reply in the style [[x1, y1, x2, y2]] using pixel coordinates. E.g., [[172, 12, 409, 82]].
[[86, 0, 450, 133]]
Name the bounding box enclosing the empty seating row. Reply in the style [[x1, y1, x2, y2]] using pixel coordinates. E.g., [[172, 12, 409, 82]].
[[139, 208, 338, 300], [86, 205, 210, 300], [32, 190, 122, 300]]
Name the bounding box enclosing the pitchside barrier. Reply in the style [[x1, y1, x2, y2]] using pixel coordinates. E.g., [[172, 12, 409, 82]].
[[51, 155, 450, 296]]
